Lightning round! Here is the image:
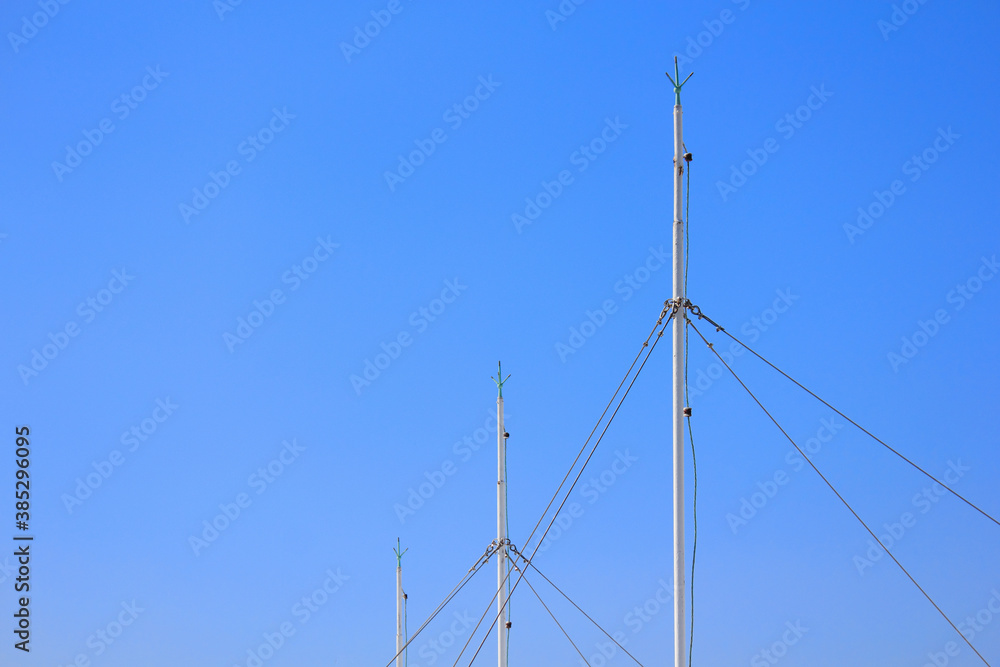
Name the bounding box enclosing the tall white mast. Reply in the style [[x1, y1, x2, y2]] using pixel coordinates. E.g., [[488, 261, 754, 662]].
[[666, 57, 692, 667], [394, 539, 407, 667], [493, 362, 511, 667]]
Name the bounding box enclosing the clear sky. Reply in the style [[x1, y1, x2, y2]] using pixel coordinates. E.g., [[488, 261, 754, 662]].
[[2, 0, 999, 665]]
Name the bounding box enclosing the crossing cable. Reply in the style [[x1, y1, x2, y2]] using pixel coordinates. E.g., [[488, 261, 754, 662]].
[[450, 545, 512, 667], [691, 309, 1000, 529], [521, 301, 676, 556], [449, 540, 534, 667], [459, 305, 678, 666], [508, 544, 646, 667], [382, 542, 499, 667], [449, 302, 676, 667], [687, 319, 992, 667], [455, 305, 676, 666], [511, 560, 591, 665]]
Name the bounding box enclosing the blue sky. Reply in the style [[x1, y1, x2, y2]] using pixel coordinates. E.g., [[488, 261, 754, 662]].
[[2, 0, 999, 665]]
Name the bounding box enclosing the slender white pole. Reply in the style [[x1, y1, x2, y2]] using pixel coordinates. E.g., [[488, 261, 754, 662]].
[[497, 380, 508, 667], [671, 84, 687, 667], [396, 561, 404, 667]]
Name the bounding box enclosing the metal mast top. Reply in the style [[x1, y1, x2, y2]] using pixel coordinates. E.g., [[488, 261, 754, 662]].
[[666, 56, 694, 106], [494, 361, 510, 398], [665, 55, 692, 667]]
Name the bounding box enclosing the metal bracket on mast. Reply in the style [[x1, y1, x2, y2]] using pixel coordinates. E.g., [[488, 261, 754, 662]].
[[667, 297, 694, 322], [485, 538, 514, 559], [664, 56, 693, 106]]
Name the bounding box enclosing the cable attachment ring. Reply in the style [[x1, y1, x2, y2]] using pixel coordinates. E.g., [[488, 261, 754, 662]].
[[680, 300, 726, 332]]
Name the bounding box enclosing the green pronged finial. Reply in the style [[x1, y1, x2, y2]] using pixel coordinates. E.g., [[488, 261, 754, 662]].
[[393, 537, 407, 567], [665, 56, 694, 106], [492, 361, 511, 398]]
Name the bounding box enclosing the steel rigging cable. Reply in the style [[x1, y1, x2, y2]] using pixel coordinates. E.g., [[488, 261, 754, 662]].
[[688, 318, 992, 667], [694, 309, 1000, 529], [382, 542, 498, 667], [512, 561, 590, 665], [457, 305, 677, 666], [508, 544, 646, 667]]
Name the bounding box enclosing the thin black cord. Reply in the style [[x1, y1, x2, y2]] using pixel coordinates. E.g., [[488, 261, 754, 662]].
[[683, 141, 695, 667], [688, 319, 992, 667], [684, 317, 697, 667], [699, 313, 1000, 529], [462, 308, 677, 666], [504, 439, 511, 664]]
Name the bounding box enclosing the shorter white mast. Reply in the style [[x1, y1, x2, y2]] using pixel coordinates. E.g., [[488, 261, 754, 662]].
[[394, 539, 407, 667], [493, 362, 511, 667]]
